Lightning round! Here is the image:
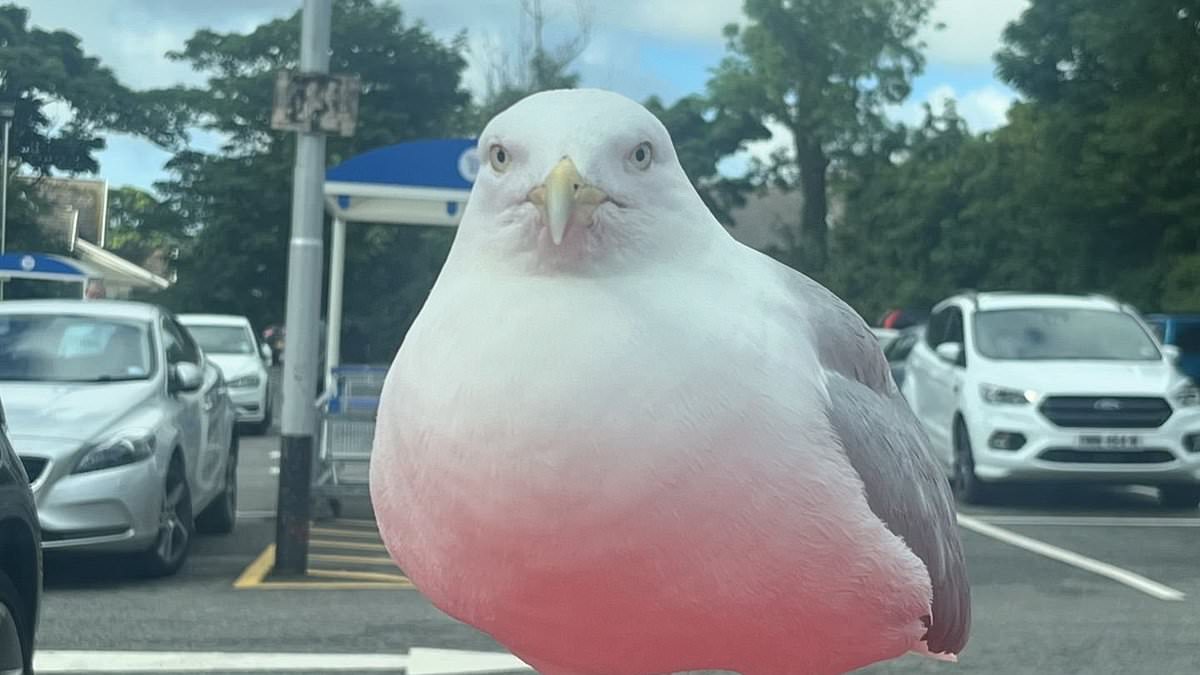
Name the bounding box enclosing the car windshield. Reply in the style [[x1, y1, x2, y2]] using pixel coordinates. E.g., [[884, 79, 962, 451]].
[[186, 325, 255, 355], [0, 313, 155, 382], [973, 308, 1161, 361]]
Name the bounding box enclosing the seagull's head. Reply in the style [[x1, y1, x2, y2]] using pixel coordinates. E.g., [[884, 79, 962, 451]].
[[457, 88, 718, 272]]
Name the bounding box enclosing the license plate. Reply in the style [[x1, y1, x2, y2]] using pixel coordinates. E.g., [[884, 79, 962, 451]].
[[1078, 434, 1141, 449]]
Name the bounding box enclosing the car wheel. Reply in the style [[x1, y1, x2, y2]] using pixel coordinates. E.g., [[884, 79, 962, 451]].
[[139, 454, 194, 577], [1158, 485, 1200, 510], [197, 431, 239, 535], [0, 570, 32, 675], [952, 418, 992, 505]]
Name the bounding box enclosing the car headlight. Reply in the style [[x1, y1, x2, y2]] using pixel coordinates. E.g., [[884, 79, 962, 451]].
[[228, 374, 261, 388], [74, 433, 156, 474], [1172, 381, 1200, 408], [980, 384, 1040, 405]]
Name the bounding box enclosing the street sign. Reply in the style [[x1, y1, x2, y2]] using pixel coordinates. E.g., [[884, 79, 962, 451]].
[[271, 70, 361, 137]]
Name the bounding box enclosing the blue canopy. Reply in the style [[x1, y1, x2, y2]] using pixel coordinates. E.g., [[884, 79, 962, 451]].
[[319, 138, 480, 388], [0, 252, 95, 282], [324, 138, 478, 227]]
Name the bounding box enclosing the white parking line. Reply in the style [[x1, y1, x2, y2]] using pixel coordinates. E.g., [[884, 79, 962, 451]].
[[268, 466, 280, 476], [958, 514, 1187, 601], [975, 515, 1200, 528], [236, 509, 277, 519], [269, 450, 281, 460], [34, 650, 408, 673]]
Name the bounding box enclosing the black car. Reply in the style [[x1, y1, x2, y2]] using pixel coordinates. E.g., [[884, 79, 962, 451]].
[[0, 396, 40, 674]]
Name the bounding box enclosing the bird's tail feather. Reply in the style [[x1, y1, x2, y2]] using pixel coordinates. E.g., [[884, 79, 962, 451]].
[[910, 640, 959, 663]]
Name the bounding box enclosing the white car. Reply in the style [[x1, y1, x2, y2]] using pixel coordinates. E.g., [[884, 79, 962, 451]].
[[902, 291, 1200, 509], [178, 314, 273, 434]]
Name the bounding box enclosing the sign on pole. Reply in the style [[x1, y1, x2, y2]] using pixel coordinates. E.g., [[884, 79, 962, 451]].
[[271, 70, 361, 137]]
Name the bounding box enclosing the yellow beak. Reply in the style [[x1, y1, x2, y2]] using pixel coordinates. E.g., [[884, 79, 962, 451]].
[[529, 157, 608, 245]]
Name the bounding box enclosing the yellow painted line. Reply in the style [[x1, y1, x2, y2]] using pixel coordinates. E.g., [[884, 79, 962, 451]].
[[310, 526, 382, 540], [307, 568, 413, 584], [311, 538, 388, 552], [249, 581, 414, 590], [309, 553, 398, 567], [233, 545, 275, 589], [327, 518, 379, 529]]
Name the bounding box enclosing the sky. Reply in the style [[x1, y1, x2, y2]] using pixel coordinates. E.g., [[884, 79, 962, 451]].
[[23, 0, 1030, 193]]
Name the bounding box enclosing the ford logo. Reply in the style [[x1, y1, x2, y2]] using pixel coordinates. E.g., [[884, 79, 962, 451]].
[[1094, 398, 1122, 411]]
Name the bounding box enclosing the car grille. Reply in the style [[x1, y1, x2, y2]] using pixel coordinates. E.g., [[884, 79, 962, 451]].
[[19, 456, 48, 483], [1039, 396, 1173, 429], [1039, 448, 1175, 464]]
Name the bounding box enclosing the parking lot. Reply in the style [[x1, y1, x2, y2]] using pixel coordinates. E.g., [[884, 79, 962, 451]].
[[26, 402, 1199, 675]]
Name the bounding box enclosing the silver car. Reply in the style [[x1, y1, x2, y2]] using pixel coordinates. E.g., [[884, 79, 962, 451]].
[[0, 300, 239, 577]]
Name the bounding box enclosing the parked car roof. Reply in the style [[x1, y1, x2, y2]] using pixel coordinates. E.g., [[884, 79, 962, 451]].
[[1145, 313, 1200, 321], [177, 313, 253, 327], [955, 292, 1125, 313], [0, 298, 162, 321]]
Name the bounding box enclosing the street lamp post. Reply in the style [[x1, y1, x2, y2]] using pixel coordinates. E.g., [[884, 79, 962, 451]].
[[0, 101, 15, 301]]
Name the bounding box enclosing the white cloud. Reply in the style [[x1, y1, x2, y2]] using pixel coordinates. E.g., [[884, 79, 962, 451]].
[[621, 1, 743, 44], [890, 83, 1016, 131], [25, 2, 287, 89], [921, 0, 1030, 68]]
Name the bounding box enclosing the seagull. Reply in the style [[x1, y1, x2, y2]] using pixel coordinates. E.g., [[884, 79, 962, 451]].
[[370, 88, 970, 675]]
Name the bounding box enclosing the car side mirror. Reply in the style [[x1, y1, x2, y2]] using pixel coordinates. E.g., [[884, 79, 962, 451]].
[[1162, 344, 1181, 362], [935, 341, 964, 365], [169, 362, 204, 393]]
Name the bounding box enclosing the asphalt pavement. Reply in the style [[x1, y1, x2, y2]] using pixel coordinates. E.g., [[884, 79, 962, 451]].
[[30, 380, 1200, 674]]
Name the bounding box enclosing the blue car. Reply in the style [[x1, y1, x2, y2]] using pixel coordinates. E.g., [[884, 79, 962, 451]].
[[1145, 314, 1200, 381]]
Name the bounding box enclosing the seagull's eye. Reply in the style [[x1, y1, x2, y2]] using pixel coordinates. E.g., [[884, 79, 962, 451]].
[[629, 142, 653, 170], [489, 144, 510, 173]]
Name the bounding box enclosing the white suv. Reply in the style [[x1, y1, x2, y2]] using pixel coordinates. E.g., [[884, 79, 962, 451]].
[[902, 292, 1200, 508]]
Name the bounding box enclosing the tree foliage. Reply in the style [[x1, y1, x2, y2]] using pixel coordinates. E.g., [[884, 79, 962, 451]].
[[105, 186, 185, 274], [827, 0, 1200, 318], [0, 4, 184, 175], [154, 0, 472, 358], [710, 0, 936, 274], [0, 3, 181, 254], [643, 94, 770, 227]]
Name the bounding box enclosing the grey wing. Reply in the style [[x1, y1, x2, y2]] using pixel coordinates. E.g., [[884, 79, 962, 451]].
[[825, 372, 971, 655], [768, 256, 971, 654]]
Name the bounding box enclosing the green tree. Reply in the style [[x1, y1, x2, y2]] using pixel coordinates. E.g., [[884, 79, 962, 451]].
[[105, 186, 185, 272], [710, 0, 937, 273], [643, 94, 770, 227], [154, 0, 472, 356], [0, 4, 183, 174], [828, 101, 1072, 319], [994, 0, 1200, 310], [0, 3, 181, 252]]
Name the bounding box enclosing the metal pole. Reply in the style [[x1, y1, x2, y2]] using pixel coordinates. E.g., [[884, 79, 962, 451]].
[[323, 216, 346, 392], [1, 119, 10, 302], [2, 119, 9, 254], [275, 0, 331, 576]]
